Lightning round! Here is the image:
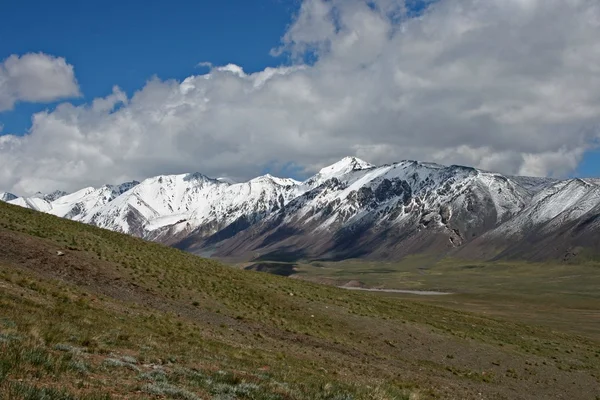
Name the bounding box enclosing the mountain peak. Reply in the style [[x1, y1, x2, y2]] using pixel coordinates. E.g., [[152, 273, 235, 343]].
[[183, 172, 210, 181], [116, 180, 139, 193], [318, 156, 373, 176], [25, 190, 69, 202], [0, 192, 17, 202], [44, 190, 69, 202], [249, 174, 299, 187], [217, 177, 236, 185]]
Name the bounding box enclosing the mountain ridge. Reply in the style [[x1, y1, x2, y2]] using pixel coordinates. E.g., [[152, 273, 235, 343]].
[[4, 157, 597, 262]]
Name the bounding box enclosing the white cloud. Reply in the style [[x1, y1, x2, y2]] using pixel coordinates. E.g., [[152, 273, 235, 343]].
[[0, 53, 81, 111], [2, 0, 600, 195], [197, 61, 213, 69]]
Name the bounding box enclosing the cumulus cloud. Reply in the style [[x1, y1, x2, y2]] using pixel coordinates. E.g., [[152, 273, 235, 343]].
[[2, 0, 600, 195], [0, 53, 81, 111]]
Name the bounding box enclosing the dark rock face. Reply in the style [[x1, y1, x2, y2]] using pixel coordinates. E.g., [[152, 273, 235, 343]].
[[43, 191, 68, 202], [345, 179, 412, 211], [64, 203, 85, 220], [348, 187, 375, 208], [440, 205, 451, 224], [116, 181, 139, 194], [374, 178, 412, 204]]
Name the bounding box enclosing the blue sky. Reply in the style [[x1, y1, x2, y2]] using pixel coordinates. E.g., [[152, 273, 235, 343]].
[[0, 0, 298, 134], [1, 0, 600, 194]]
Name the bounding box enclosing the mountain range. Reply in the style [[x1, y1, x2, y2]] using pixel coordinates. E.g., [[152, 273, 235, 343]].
[[3, 157, 599, 262]]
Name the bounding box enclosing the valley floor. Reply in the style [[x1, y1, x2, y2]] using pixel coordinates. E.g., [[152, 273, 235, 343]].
[[248, 256, 600, 341]]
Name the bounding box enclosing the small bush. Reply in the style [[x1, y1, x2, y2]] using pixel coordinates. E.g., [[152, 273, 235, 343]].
[[0, 333, 22, 343], [102, 358, 139, 372], [68, 359, 90, 375], [141, 382, 201, 400], [120, 355, 138, 364], [139, 369, 168, 383], [54, 343, 85, 354], [4, 381, 111, 400]]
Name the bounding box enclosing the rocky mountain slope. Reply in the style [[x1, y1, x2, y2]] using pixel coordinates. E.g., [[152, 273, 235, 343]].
[[4, 156, 599, 262], [195, 159, 543, 260], [456, 178, 600, 261]]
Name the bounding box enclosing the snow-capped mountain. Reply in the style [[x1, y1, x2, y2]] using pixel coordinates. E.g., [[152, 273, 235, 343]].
[[80, 172, 300, 244], [3, 171, 302, 249], [39, 190, 69, 202], [6, 182, 140, 221], [202, 159, 540, 260], [0, 192, 17, 202], [8, 196, 54, 212], [457, 178, 600, 261], [4, 156, 598, 262]]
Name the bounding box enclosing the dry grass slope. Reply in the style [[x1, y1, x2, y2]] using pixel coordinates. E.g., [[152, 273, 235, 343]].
[[0, 201, 599, 399]]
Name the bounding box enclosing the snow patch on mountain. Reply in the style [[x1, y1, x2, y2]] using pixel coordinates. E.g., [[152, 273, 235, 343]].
[[318, 157, 373, 177], [8, 197, 53, 212], [217, 177, 237, 185], [303, 157, 374, 188]]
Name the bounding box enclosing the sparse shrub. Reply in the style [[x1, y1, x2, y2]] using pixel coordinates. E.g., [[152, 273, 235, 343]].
[[68, 359, 90, 375], [0, 333, 21, 343], [54, 343, 85, 354], [22, 347, 54, 371], [102, 357, 139, 372], [120, 355, 137, 364], [6, 382, 76, 400], [141, 382, 201, 400], [0, 318, 16, 328], [139, 369, 168, 383], [5, 381, 111, 399]]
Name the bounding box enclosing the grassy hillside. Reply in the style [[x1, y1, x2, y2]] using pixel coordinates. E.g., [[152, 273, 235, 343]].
[[1, 201, 599, 399]]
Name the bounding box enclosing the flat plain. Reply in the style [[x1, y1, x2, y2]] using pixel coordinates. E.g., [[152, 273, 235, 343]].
[[273, 255, 600, 340]]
